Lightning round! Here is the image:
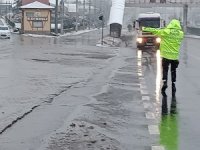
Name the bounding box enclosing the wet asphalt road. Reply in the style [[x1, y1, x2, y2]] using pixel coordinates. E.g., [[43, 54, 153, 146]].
[[177, 37, 200, 150], [0, 30, 199, 150], [0, 30, 157, 150]]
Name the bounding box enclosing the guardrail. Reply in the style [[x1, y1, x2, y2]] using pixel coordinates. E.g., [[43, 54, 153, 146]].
[[187, 26, 200, 36]]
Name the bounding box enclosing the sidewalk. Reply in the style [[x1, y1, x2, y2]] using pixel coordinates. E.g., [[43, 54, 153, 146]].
[[185, 34, 200, 39]]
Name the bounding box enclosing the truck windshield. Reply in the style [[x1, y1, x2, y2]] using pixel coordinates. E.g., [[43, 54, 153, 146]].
[[139, 18, 160, 28]]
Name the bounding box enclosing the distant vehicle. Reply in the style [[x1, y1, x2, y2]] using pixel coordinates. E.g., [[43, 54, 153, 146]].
[[135, 12, 164, 51], [0, 26, 11, 39]]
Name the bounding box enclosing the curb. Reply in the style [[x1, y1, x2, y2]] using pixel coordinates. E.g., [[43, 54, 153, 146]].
[[185, 34, 200, 39]]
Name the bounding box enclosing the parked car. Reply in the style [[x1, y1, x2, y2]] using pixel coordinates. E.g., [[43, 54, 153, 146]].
[[0, 26, 11, 39]]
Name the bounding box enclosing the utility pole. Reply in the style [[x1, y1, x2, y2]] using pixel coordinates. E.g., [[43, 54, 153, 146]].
[[83, 0, 85, 29], [100, 0, 102, 12], [183, 4, 188, 33], [94, 0, 96, 25], [55, 0, 59, 34], [61, 0, 64, 34], [88, 0, 91, 29], [6, 1, 8, 16], [75, 0, 78, 32], [99, 15, 104, 45], [101, 17, 104, 45]]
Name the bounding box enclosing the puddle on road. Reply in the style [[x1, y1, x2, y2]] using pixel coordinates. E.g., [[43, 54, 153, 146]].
[[86, 55, 114, 60], [31, 59, 50, 62]]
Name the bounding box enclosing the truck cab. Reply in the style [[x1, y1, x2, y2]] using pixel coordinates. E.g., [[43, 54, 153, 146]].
[[135, 12, 163, 51]]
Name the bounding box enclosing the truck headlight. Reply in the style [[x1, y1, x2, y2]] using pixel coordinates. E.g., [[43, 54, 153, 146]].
[[156, 37, 161, 43], [137, 38, 143, 44]]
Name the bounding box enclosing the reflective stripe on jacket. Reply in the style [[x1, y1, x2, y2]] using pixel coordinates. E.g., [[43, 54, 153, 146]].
[[143, 19, 184, 60]]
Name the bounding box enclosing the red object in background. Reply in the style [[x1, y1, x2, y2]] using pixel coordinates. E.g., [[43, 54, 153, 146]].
[[22, 0, 50, 5]]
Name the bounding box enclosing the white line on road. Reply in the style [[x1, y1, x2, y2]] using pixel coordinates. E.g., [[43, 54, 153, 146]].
[[142, 96, 150, 101], [145, 112, 155, 119], [152, 146, 165, 150], [140, 84, 147, 90], [148, 125, 160, 135], [141, 89, 149, 95], [143, 102, 153, 109]]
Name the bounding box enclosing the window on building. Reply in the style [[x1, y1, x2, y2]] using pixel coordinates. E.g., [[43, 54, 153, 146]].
[[150, 0, 156, 2], [33, 21, 43, 28], [26, 12, 34, 17]]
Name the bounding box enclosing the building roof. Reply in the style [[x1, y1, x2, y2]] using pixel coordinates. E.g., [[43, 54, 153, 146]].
[[20, 1, 54, 9], [22, 0, 49, 5], [137, 12, 161, 19]]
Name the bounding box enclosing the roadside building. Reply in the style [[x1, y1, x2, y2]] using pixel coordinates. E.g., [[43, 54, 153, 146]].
[[20, 1, 53, 34]]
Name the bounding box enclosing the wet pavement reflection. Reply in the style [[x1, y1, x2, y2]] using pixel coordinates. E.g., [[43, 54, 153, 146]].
[[160, 96, 178, 150], [136, 37, 200, 149]]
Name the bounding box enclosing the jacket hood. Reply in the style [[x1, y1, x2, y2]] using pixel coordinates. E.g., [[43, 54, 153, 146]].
[[167, 19, 182, 30]]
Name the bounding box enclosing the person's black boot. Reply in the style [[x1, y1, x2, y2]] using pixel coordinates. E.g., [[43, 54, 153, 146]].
[[172, 82, 176, 97], [161, 81, 168, 97]]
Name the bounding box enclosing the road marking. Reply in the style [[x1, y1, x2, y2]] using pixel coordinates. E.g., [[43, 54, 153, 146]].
[[110, 82, 140, 87], [141, 89, 149, 95], [110, 84, 137, 91], [138, 72, 143, 77], [140, 84, 147, 90], [148, 125, 160, 135], [145, 112, 155, 119], [142, 96, 150, 101], [114, 70, 138, 76], [138, 70, 162, 148], [152, 146, 165, 150], [139, 77, 145, 82], [143, 102, 152, 109]]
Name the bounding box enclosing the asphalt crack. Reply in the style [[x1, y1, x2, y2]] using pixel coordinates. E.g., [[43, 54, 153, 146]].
[[0, 105, 39, 135], [0, 82, 80, 135]]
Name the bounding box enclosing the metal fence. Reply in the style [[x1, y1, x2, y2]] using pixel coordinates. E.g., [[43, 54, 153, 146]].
[[187, 27, 200, 36]]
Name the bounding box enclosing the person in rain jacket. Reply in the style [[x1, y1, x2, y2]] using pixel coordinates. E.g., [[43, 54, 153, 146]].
[[142, 19, 184, 97]]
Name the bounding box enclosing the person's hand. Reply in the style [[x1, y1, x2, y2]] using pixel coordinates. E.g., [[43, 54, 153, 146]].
[[142, 26, 145, 30]]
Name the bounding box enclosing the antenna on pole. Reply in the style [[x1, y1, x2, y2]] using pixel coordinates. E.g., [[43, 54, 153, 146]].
[[61, 0, 64, 34]]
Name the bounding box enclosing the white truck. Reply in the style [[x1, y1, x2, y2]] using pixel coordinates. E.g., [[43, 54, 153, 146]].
[[135, 12, 165, 51]]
